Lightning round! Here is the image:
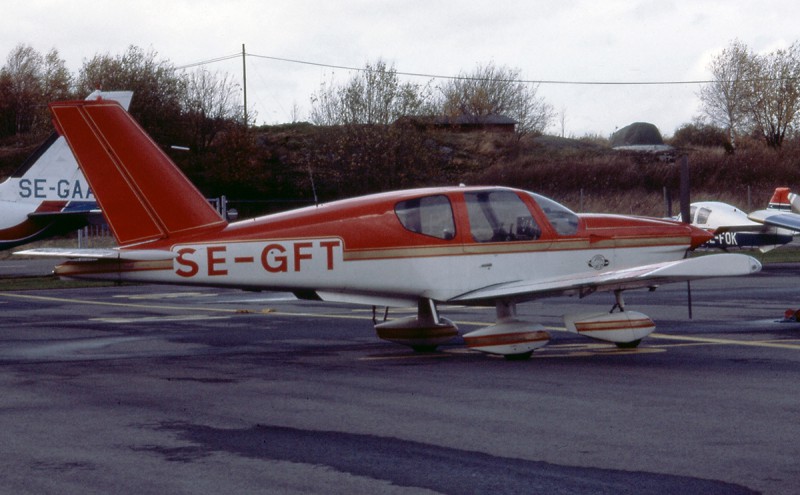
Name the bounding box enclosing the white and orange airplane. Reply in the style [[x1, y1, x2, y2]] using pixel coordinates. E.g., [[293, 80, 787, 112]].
[[17, 99, 762, 358], [0, 90, 132, 250]]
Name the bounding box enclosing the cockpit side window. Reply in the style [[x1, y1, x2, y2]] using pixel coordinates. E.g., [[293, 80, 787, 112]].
[[526, 192, 580, 236], [696, 207, 711, 225], [395, 195, 456, 240], [464, 190, 541, 242]]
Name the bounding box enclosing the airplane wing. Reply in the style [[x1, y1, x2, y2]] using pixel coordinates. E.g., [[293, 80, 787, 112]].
[[748, 209, 800, 232], [450, 253, 761, 304]]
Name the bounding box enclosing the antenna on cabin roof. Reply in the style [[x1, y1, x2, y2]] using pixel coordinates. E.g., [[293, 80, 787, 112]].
[[308, 166, 318, 206], [242, 43, 248, 128]]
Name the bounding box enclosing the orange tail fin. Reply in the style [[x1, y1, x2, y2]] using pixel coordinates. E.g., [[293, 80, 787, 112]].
[[49, 100, 226, 246]]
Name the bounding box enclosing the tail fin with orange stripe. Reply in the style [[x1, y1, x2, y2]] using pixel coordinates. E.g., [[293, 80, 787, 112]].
[[49, 100, 226, 246]]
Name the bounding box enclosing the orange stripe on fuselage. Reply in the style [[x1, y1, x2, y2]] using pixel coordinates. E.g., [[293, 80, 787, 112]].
[[343, 238, 689, 261]]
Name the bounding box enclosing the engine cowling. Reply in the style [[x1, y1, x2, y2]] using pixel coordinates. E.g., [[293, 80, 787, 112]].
[[463, 320, 551, 357], [563, 311, 655, 344]]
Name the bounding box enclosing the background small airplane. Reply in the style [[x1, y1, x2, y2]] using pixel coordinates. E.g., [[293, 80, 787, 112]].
[[748, 187, 800, 233], [18, 99, 761, 359], [679, 189, 797, 252], [0, 90, 132, 250]]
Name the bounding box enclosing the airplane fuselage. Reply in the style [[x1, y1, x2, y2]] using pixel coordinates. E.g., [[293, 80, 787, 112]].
[[685, 200, 795, 252], [56, 186, 709, 305]]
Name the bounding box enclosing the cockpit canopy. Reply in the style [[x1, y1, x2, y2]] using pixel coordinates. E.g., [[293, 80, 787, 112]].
[[394, 188, 579, 241]]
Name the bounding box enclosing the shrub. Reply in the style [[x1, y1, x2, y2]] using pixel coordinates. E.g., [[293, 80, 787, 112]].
[[671, 123, 730, 149]]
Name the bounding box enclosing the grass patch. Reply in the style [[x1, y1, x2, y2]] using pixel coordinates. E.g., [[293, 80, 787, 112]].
[[750, 246, 800, 264]]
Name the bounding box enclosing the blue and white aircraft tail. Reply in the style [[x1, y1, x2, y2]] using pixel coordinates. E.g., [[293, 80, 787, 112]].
[[0, 90, 132, 250]]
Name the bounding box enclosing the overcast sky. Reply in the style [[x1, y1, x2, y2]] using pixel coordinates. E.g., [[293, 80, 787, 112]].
[[2, 0, 799, 137]]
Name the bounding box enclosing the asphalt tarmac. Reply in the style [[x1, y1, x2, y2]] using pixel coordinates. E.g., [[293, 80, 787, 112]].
[[1, 259, 799, 494]]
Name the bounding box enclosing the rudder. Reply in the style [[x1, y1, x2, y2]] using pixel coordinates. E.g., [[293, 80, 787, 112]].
[[50, 100, 226, 246]]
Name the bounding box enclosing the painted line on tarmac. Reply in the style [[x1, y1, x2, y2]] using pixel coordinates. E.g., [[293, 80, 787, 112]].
[[112, 292, 219, 300], [0, 292, 241, 314], [91, 315, 231, 324], [0, 292, 403, 321], [360, 352, 454, 361], [650, 332, 800, 350]]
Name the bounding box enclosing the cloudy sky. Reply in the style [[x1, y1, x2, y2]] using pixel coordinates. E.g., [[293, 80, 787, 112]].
[[2, 0, 798, 136]]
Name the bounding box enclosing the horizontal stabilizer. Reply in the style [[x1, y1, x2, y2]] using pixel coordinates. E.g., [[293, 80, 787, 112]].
[[748, 210, 800, 232], [15, 247, 176, 261], [28, 209, 100, 219]]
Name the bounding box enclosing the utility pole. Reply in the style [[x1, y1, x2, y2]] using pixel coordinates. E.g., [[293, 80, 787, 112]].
[[242, 43, 248, 128]]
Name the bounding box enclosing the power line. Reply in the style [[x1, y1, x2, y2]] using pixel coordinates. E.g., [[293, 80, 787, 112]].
[[177, 50, 799, 86], [175, 53, 241, 70], [244, 51, 717, 86], [177, 50, 714, 85]]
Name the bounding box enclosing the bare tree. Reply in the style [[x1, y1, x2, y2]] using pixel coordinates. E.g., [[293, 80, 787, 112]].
[[701, 39, 800, 148], [0, 44, 72, 137], [308, 73, 343, 126], [42, 49, 73, 102], [310, 60, 430, 125], [699, 39, 753, 148], [76, 46, 185, 143], [2, 44, 42, 135], [0, 45, 68, 138], [436, 62, 554, 135], [181, 68, 242, 151], [745, 42, 800, 148]]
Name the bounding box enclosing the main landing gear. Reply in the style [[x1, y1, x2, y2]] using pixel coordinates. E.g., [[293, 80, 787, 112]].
[[372, 290, 656, 357], [373, 299, 458, 352], [372, 298, 550, 358]]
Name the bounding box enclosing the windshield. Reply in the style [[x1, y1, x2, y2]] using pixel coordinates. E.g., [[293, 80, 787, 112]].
[[526, 192, 579, 235], [464, 190, 541, 242]]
